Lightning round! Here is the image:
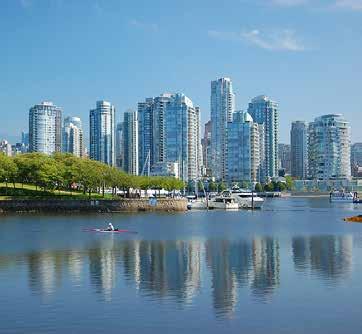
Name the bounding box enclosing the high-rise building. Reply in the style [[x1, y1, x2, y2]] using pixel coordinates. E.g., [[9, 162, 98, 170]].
[[115, 122, 124, 169], [21, 131, 29, 146], [210, 78, 235, 181], [89, 100, 115, 166], [20, 131, 29, 153], [0, 140, 12, 156], [351, 143, 362, 167], [351, 143, 362, 177], [308, 114, 351, 180], [11, 142, 28, 156], [248, 95, 279, 180], [201, 121, 212, 176], [164, 94, 201, 182], [29, 101, 62, 154], [62, 116, 84, 157], [291, 121, 308, 179], [138, 93, 201, 181], [123, 110, 139, 175], [226, 111, 261, 184], [278, 143, 291, 175], [251, 123, 262, 183], [257, 124, 266, 182], [138, 94, 173, 175]]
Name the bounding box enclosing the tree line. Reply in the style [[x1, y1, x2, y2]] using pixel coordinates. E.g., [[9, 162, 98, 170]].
[[0, 153, 185, 198]]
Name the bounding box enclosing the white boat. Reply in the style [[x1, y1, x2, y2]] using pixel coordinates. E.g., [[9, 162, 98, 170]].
[[329, 191, 355, 203], [208, 195, 239, 210], [187, 198, 208, 210], [227, 190, 264, 209]]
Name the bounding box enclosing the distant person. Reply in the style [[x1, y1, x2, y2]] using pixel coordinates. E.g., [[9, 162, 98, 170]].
[[107, 222, 115, 231]]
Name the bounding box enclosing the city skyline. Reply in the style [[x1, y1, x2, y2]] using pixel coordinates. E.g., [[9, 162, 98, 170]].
[[1, 0, 362, 143]]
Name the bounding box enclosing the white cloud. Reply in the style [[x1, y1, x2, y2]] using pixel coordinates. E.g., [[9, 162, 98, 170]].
[[209, 29, 305, 52], [334, 0, 362, 10], [129, 19, 159, 32]]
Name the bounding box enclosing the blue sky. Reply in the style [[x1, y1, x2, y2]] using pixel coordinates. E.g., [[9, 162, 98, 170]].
[[0, 0, 361, 143]]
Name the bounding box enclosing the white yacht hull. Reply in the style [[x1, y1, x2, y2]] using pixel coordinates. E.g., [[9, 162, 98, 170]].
[[208, 201, 239, 210], [330, 192, 355, 203], [187, 200, 208, 210], [231, 195, 264, 209], [330, 198, 354, 203]]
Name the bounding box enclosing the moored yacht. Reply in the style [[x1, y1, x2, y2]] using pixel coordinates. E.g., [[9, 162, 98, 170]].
[[208, 194, 239, 210], [227, 189, 264, 209], [329, 191, 356, 203], [187, 198, 208, 210]]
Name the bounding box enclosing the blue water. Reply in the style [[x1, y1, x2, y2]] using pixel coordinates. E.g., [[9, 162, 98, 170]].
[[1, 197, 362, 333]]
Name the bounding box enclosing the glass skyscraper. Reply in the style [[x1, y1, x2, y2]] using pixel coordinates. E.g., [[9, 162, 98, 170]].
[[351, 143, 362, 177], [29, 101, 62, 155], [290, 121, 308, 179], [351, 143, 362, 167], [123, 110, 139, 175], [226, 111, 261, 184], [138, 94, 172, 175], [89, 100, 115, 166], [248, 95, 279, 180], [62, 116, 84, 158], [164, 94, 201, 182], [308, 114, 351, 180], [115, 122, 124, 169], [210, 78, 235, 181], [138, 93, 201, 181], [201, 120, 212, 176], [278, 144, 291, 175]]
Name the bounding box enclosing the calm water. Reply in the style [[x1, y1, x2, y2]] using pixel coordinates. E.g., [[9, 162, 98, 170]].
[[1, 198, 362, 333]]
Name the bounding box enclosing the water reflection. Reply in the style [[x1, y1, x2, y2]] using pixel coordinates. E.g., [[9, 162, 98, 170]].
[[28, 252, 58, 296], [292, 235, 353, 283], [250, 238, 280, 301], [121, 240, 202, 303], [0, 234, 354, 316]]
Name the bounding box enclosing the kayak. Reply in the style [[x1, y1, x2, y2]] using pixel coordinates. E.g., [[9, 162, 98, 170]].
[[344, 215, 362, 223], [83, 228, 137, 234]]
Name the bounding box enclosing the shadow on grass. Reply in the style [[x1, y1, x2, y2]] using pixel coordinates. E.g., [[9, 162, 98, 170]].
[[0, 187, 115, 200]]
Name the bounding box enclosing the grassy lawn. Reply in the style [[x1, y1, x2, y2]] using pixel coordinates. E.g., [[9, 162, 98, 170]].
[[0, 183, 115, 200]]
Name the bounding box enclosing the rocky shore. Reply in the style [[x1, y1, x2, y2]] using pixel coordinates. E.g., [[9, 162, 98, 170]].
[[0, 198, 187, 213]]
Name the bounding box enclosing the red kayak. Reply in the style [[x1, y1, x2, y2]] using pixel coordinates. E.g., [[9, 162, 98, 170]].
[[83, 228, 137, 234]]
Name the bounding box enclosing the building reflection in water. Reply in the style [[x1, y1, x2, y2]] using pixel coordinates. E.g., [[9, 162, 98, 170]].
[[27, 251, 57, 297], [121, 240, 202, 304], [0, 234, 354, 316], [292, 235, 353, 283], [25, 249, 85, 297], [67, 250, 83, 283], [250, 237, 280, 301], [206, 237, 280, 317], [88, 238, 120, 301]]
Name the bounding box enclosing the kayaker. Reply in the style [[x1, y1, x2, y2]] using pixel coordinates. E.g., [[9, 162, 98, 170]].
[[107, 222, 115, 231]]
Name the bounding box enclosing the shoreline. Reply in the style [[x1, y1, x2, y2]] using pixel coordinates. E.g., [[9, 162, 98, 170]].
[[0, 198, 187, 213], [288, 194, 330, 198]]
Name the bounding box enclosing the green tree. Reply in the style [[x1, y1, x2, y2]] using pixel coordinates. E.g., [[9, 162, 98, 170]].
[[14, 153, 47, 188], [240, 180, 250, 189], [254, 183, 263, 193], [208, 181, 217, 192], [276, 181, 287, 192], [0, 154, 18, 194], [218, 182, 227, 192], [37, 157, 64, 192], [285, 176, 294, 190], [264, 182, 274, 192]]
